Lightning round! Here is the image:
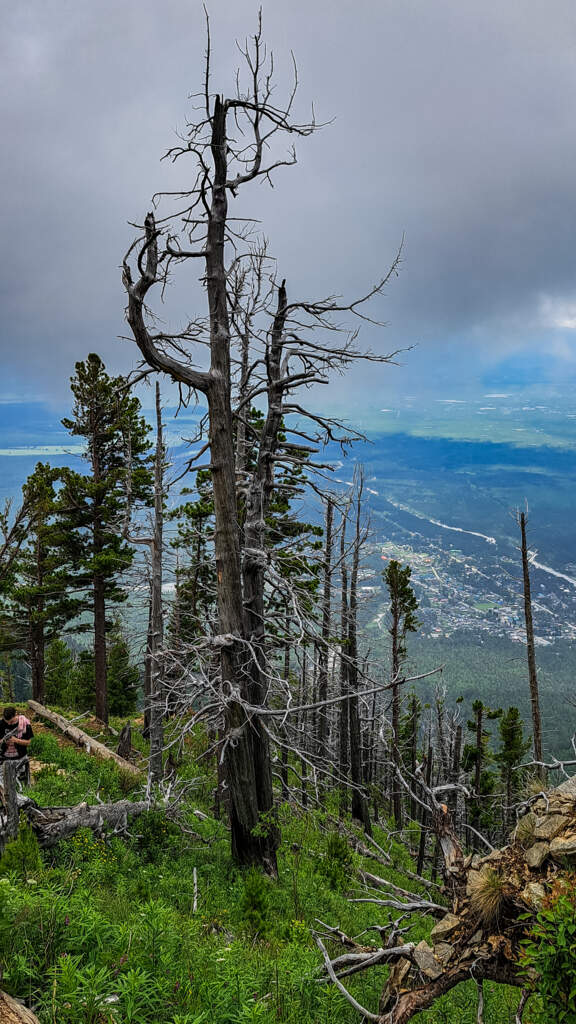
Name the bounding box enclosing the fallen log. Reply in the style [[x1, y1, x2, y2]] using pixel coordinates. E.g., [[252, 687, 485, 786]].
[[27, 701, 141, 777], [16, 794, 151, 848], [0, 990, 40, 1023]]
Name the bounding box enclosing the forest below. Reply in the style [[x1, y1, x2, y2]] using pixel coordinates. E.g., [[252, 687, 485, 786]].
[[0, 15, 575, 1024]]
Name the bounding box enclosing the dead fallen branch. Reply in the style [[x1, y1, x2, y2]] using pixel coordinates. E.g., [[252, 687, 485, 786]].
[[0, 990, 40, 1023], [28, 701, 141, 777], [16, 794, 151, 848]]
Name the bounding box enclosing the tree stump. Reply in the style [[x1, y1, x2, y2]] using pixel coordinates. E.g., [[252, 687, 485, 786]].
[[1, 761, 20, 848], [116, 723, 132, 760]]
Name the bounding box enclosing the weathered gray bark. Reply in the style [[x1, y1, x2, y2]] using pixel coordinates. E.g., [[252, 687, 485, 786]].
[[1, 761, 19, 846], [519, 511, 543, 767], [116, 722, 132, 760], [348, 482, 371, 834], [338, 512, 349, 817], [17, 795, 150, 848], [0, 991, 40, 1024], [147, 383, 165, 786], [317, 498, 333, 761], [27, 701, 141, 776], [29, 531, 45, 702]]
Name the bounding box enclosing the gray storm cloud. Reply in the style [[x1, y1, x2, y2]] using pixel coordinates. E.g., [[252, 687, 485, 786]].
[[2, 0, 576, 401]]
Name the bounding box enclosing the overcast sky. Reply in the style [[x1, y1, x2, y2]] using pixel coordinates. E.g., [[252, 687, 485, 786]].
[[2, 0, 576, 407]]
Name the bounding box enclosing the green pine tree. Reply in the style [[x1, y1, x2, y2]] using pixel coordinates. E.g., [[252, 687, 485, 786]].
[[5, 463, 87, 702], [107, 619, 139, 716], [463, 699, 502, 845], [45, 636, 77, 708], [496, 706, 530, 835], [60, 354, 152, 723]]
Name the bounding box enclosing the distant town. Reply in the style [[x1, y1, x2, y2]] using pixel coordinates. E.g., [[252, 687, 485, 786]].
[[363, 536, 576, 647]]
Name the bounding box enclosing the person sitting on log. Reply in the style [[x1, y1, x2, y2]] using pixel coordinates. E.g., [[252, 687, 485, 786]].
[[0, 707, 33, 762]]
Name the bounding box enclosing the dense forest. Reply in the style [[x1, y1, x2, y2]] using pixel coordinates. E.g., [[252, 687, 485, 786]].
[[0, 17, 575, 1024]]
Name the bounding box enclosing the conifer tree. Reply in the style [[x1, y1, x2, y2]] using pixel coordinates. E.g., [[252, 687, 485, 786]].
[[60, 354, 152, 723], [496, 706, 530, 834], [44, 636, 76, 707], [107, 619, 139, 716], [463, 699, 502, 845], [383, 559, 420, 825], [168, 469, 216, 647], [7, 463, 85, 702]]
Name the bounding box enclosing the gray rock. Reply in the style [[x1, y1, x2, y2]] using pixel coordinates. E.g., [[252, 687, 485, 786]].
[[554, 775, 576, 799], [433, 942, 454, 963], [550, 834, 576, 859], [466, 870, 482, 896], [525, 842, 550, 869], [430, 913, 460, 942], [414, 940, 442, 979], [521, 882, 547, 909], [533, 814, 568, 840]]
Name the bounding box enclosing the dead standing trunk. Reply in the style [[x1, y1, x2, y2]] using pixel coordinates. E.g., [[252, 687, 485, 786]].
[[147, 383, 165, 786], [28, 620, 45, 704], [348, 481, 371, 833], [93, 573, 107, 724], [122, 26, 398, 869], [29, 531, 46, 702], [317, 498, 333, 761], [205, 98, 278, 873], [519, 511, 543, 768], [338, 512, 350, 817]]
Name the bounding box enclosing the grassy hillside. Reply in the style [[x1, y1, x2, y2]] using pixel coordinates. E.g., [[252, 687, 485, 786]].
[[0, 709, 527, 1023]]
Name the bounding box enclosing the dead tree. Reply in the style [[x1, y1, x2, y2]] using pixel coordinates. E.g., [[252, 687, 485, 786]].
[[122, 16, 400, 871], [122, 382, 167, 789], [317, 497, 334, 762], [348, 475, 371, 833], [518, 509, 543, 768]]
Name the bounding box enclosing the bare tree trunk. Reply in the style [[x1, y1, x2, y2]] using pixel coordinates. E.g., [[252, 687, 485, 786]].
[[452, 723, 464, 836], [29, 622, 45, 704], [148, 383, 165, 787], [408, 695, 421, 822], [116, 722, 132, 760], [338, 513, 349, 818], [416, 742, 433, 877], [348, 481, 371, 834], [29, 533, 46, 702], [280, 617, 290, 800], [300, 650, 309, 809], [391, 621, 402, 827], [142, 599, 152, 738], [93, 573, 107, 723], [317, 498, 333, 760], [1, 761, 19, 847], [519, 511, 543, 767]]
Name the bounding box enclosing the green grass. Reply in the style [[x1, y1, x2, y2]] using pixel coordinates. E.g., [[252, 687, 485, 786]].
[[0, 717, 525, 1023]]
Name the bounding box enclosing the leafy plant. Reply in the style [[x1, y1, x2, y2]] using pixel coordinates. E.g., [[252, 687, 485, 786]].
[[239, 867, 271, 939], [0, 819, 43, 878], [521, 878, 576, 1023], [319, 834, 354, 891]]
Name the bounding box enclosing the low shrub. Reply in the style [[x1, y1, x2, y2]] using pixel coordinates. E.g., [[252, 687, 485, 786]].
[[521, 877, 576, 1023]]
